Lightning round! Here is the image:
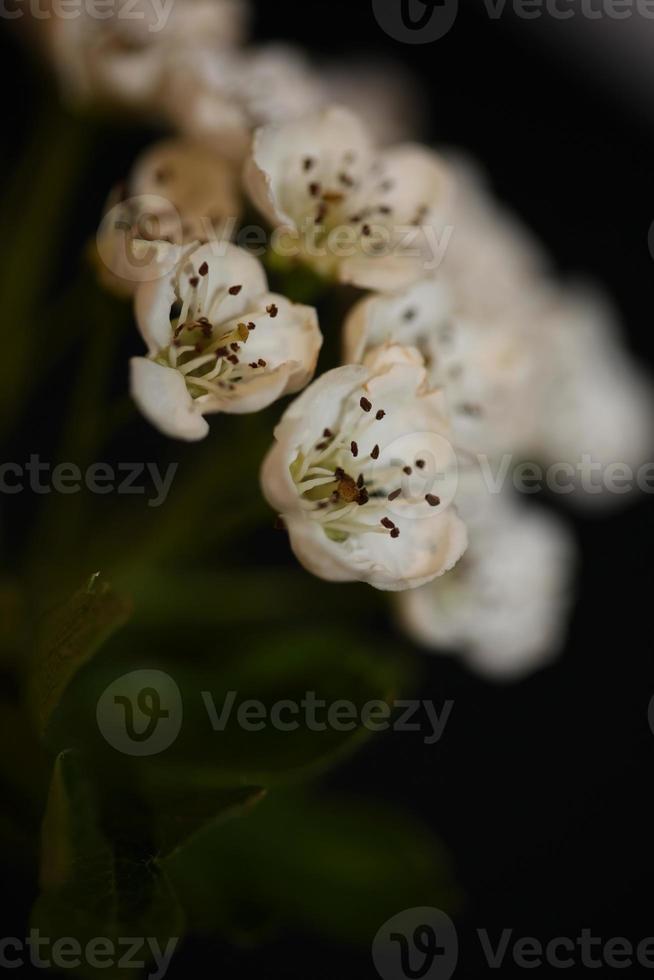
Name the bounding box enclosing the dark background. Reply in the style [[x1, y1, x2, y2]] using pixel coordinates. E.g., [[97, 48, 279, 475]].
[[2, 0, 654, 976]]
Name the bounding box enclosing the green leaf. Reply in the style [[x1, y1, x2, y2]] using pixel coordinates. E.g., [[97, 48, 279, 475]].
[[162, 789, 459, 946], [30, 574, 132, 736], [33, 750, 184, 980], [46, 623, 405, 788]]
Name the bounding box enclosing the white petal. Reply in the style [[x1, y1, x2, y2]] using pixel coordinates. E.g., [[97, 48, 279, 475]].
[[245, 105, 373, 229], [129, 138, 242, 241], [397, 495, 575, 678], [130, 358, 209, 441]]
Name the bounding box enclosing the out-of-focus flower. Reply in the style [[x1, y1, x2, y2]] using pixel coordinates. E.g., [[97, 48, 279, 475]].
[[130, 242, 322, 440], [245, 106, 453, 291], [96, 138, 241, 296], [397, 491, 575, 679], [440, 154, 548, 321], [531, 286, 653, 498], [46, 0, 249, 111], [164, 44, 325, 162], [343, 279, 539, 458], [320, 61, 425, 147], [260, 345, 467, 591]]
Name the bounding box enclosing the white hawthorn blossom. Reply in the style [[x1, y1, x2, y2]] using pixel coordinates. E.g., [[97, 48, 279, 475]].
[[343, 279, 540, 458], [96, 138, 241, 296], [397, 492, 575, 679], [130, 242, 322, 440], [164, 45, 325, 162], [440, 153, 548, 321], [245, 106, 454, 291], [260, 345, 468, 591], [530, 286, 653, 500], [46, 0, 249, 111]]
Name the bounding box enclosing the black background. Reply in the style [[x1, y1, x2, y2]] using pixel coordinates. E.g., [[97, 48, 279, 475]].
[[2, 0, 654, 976]]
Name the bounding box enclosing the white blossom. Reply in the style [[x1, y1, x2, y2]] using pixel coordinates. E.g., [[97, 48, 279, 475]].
[[531, 286, 653, 500], [163, 44, 325, 162], [46, 0, 249, 111], [245, 106, 454, 291], [130, 242, 322, 440], [397, 491, 575, 679], [260, 346, 467, 591], [440, 153, 548, 321], [96, 138, 241, 296], [343, 279, 540, 458]]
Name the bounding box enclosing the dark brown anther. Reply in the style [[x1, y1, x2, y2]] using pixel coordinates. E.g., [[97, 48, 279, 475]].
[[189, 276, 199, 288], [357, 474, 364, 488], [390, 527, 400, 539], [360, 397, 372, 412], [416, 459, 426, 469], [267, 304, 279, 318], [227, 354, 239, 365], [323, 428, 333, 438], [248, 322, 256, 330], [199, 261, 209, 276], [303, 157, 315, 171], [425, 494, 441, 507], [309, 182, 321, 197], [258, 359, 267, 367], [362, 224, 371, 237], [375, 410, 386, 421], [351, 441, 359, 457], [370, 445, 380, 460], [403, 466, 412, 476], [388, 488, 401, 501], [228, 284, 243, 295], [381, 517, 395, 529], [215, 346, 229, 358]]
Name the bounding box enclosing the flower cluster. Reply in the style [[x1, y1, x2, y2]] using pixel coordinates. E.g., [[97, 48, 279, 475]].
[[68, 0, 651, 677]]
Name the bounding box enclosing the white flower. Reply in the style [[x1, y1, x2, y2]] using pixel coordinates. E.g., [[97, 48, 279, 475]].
[[96, 138, 241, 297], [439, 153, 547, 321], [130, 242, 322, 440], [531, 286, 653, 498], [244, 106, 454, 291], [47, 0, 248, 111], [343, 279, 540, 458], [397, 492, 575, 679], [164, 45, 325, 162], [260, 346, 468, 591]]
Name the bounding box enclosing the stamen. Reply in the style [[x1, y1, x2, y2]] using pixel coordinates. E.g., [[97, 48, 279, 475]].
[[360, 397, 372, 412], [228, 284, 243, 295], [426, 494, 441, 507], [388, 488, 401, 500]]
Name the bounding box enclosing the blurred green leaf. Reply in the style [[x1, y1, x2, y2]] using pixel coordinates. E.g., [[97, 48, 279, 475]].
[[33, 750, 184, 980], [30, 574, 132, 736], [46, 623, 405, 788], [163, 789, 459, 946]]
